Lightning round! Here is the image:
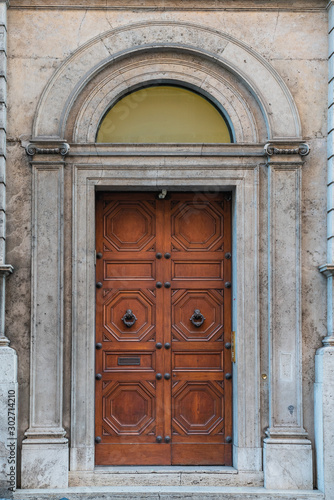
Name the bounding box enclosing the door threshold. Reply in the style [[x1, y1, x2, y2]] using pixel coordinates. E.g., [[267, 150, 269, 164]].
[[14, 486, 324, 500], [69, 467, 264, 487], [94, 465, 238, 473]]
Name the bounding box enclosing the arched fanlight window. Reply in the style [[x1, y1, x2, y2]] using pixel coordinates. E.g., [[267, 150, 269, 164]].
[[96, 85, 233, 143]]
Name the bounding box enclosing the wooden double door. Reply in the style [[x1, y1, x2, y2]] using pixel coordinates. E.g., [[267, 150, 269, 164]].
[[95, 192, 232, 466]]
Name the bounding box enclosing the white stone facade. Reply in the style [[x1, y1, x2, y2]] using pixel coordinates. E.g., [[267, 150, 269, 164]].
[[0, 1, 332, 499]]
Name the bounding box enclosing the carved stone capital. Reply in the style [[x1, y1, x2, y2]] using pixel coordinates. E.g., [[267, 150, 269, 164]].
[[319, 264, 334, 278], [0, 264, 13, 276], [264, 142, 310, 157], [25, 141, 70, 157]]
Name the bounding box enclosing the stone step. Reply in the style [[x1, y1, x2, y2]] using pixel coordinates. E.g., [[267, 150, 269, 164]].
[[10, 486, 325, 500]]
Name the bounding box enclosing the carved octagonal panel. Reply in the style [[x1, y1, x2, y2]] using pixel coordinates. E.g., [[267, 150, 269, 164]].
[[103, 382, 155, 435], [172, 202, 224, 251], [104, 201, 155, 251], [172, 381, 224, 435], [103, 290, 155, 341], [172, 290, 223, 341]]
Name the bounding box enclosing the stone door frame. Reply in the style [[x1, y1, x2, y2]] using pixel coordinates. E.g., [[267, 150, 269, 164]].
[[69, 147, 262, 474]]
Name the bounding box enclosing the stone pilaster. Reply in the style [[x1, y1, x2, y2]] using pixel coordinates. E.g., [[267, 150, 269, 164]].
[[263, 145, 312, 490], [0, 1, 17, 496], [21, 144, 69, 489], [314, 3, 334, 497]]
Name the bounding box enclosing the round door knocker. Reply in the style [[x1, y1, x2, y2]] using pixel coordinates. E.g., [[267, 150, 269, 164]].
[[190, 309, 206, 328], [121, 309, 137, 328]]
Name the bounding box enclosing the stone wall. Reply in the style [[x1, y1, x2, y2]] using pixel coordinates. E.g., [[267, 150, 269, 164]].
[[2, 0, 329, 491]]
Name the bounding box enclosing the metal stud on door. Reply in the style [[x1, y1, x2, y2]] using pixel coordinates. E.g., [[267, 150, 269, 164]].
[[95, 192, 232, 466]]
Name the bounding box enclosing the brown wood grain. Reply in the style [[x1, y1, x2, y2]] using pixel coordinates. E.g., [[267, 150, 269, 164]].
[[95, 192, 232, 466]]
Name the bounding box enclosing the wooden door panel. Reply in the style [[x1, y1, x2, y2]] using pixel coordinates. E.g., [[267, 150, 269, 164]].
[[102, 289, 156, 342], [172, 444, 227, 466], [102, 381, 156, 435], [172, 260, 223, 280], [170, 193, 232, 465], [172, 352, 223, 371], [95, 192, 232, 466], [104, 260, 156, 281], [103, 351, 156, 372], [171, 200, 224, 251], [95, 193, 169, 465], [172, 289, 224, 342], [172, 381, 225, 434], [103, 200, 156, 252]]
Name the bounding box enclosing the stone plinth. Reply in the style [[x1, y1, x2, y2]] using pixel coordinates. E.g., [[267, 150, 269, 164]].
[[0, 346, 17, 497]]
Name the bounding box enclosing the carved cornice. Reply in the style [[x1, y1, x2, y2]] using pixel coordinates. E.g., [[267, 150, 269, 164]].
[[0, 264, 14, 276], [319, 264, 334, 277], [25, 142, 70, 157], [264, 143, 310, 157], [9, 0, 326, 10]]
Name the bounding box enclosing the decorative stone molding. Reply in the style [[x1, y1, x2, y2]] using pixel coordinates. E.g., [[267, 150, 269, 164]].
[[264, 143, 310, 156], [317, 265, 334, 347], [70, 51, 263, 144], [32, 22, 302, 141], [25, 142, 70, 156], [0, 264, 13, 276], [263, 156, 313, 490], [21, 161, 68, 488], [318, 264, 334, 278]]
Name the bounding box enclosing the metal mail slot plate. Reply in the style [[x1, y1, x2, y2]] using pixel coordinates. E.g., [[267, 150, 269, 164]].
[[117, 356, 141, 366]]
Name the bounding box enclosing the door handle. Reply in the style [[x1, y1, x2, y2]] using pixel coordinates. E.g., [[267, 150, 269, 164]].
[[190, 309, 205, 327], [121, 309, 137, 328]]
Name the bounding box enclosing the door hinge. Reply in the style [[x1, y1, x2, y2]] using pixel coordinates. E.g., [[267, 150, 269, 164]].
[[231, 331, 236, 363]]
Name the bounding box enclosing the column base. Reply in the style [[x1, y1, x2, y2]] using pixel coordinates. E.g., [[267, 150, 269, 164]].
[[263, 437, 312, 490], [314, 346, 334, 497], [233, 445, 262, 472], [0, 346, 17, 496], [21, 438, 69, 488]]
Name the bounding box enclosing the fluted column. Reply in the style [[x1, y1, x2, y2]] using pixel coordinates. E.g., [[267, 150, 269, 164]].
[[263, 144, 312, 490], [315, 2, 334, 497]]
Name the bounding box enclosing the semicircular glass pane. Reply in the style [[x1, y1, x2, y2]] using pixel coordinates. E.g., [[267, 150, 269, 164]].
[[96, 86, 232, 143]]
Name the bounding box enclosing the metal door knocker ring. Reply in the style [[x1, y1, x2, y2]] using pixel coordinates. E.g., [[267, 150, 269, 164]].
[[122, 309, 137, 327], [190, 309, 206, 328]]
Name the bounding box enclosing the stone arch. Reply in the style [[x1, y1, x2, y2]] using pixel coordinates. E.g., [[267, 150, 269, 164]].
[[32, 21, 302, 142]]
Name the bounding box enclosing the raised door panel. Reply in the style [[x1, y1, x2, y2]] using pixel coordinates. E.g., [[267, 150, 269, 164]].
[[95, 192, 232, 466], [95, 193, 170, 465], [169, 193, 232, 465]]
